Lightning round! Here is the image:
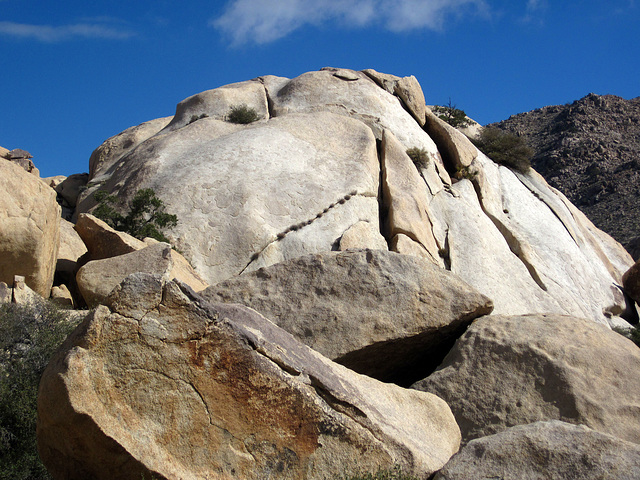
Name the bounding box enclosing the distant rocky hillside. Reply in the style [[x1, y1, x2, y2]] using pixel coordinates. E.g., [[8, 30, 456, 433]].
[[490, 93, 640, 256]]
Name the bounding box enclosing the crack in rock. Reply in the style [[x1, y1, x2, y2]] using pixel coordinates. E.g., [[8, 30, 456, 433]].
[[469, 175, 548, 291], [238, 191, 363, 275]]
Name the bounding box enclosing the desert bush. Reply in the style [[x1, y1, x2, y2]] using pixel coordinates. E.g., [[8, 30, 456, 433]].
[[227, 104, 259, 124], [432, 100, 471, 128], [0, 302, 78, 479], [456, 165, 477, 181], [93, 188, 178, 243], [406, 147, 430, 169], [472, 127, 534, 173]]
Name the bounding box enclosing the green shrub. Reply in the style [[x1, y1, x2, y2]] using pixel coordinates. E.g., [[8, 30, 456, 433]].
[[93, 188, 178, 243], [406, 147, 430, 169], [472, 127, 533, 173], [0, 302, 78, 479], [432, 100, 471, 128], [613, 325, 640, 348], [227, 104, 259, 124]]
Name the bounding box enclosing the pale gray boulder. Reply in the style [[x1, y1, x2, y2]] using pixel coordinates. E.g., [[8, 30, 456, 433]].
[[38, 274, 461, 480], [413, 313, 640, 444], [87, 116, 172, 181], [74, 68, 634, 327], [84, 111, 381, 285], [435, 421, 640, 480], [202, 249, 493, 384], [161, 79, 269, 132]]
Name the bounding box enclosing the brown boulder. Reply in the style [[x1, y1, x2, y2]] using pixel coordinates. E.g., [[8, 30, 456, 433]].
[[623, 259, 640, 304], [0, 160, 60, 297], [38, 274, 461, 480], [74, 213, 146, 261]]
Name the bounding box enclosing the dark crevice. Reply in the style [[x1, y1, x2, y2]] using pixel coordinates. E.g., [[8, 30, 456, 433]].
[[258, 78, 276, 119], [376, 138, 392, 249]]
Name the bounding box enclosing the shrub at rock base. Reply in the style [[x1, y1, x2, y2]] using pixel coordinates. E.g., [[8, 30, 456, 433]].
[[0, 302, 78, 480]]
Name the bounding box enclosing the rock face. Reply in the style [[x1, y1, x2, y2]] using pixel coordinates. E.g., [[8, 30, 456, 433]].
[[435, 421, 640, 480], [413, 314, 640, 444], [75, 67, 633, 327], [38, 274, 461, 480], [0, 160, 60, 297], [202, 249, 493, 384], [491, 93, 640, 252], [76, 242, 208, 306]]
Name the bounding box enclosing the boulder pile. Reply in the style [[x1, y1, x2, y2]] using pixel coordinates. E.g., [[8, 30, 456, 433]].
[[2, 68, 639, 478]]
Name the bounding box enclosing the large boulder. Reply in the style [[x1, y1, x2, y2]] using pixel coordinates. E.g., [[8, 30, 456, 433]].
[[74, 213, 146, 261], [75, 68, 634, 327], [0, 160, 60, 297], [38, 274, 461, 480], [435, 421, 640, 480], [202, 249, 493, 384], [76, 242, 208, 306], [80, 111, 381, 285], [412, 313, 640, 444]]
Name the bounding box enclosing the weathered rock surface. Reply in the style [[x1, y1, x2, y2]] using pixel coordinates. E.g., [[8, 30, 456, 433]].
[[435, 421, 640, 480], [428, 153, 633, 325], [381, 129, 441, 265], [57, 218, 88, 274], [623, 260, 640, 304], [75, 68, 634, 327], [0, 160, 60, 297], [82, 111, 381, 285], [88, 116, 173, 181], [424, 107, 478, 170], [76, 242, 208, 306], [413, 313, 640, 444], [361, 69, 426, 126], [74, 213, 146, 261], [38, 274, 461, 480], [162, 79, 268, 132], [55, 173, 88, 208], [202, 249, 493, 384], [338, 220, 388, 251]]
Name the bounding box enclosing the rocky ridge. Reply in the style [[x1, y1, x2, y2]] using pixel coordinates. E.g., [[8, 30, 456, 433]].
[[491, 93, 640, 256]]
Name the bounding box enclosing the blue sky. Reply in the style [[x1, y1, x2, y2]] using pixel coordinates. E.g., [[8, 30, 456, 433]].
[[1, 0, 638, 178]]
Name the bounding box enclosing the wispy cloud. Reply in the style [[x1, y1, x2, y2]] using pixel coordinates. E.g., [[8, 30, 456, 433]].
[[0, 21, 135, 42], [521, 0, 547, 24], [212, 0, 488, 46]]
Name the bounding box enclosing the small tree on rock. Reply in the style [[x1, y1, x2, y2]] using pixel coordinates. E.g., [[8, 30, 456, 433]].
[[93, 188, 178, 243]]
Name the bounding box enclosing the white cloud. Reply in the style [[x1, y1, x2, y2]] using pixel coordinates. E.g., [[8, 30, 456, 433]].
[[212, 0, 488, 46], [0, 21, 135, 42]]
